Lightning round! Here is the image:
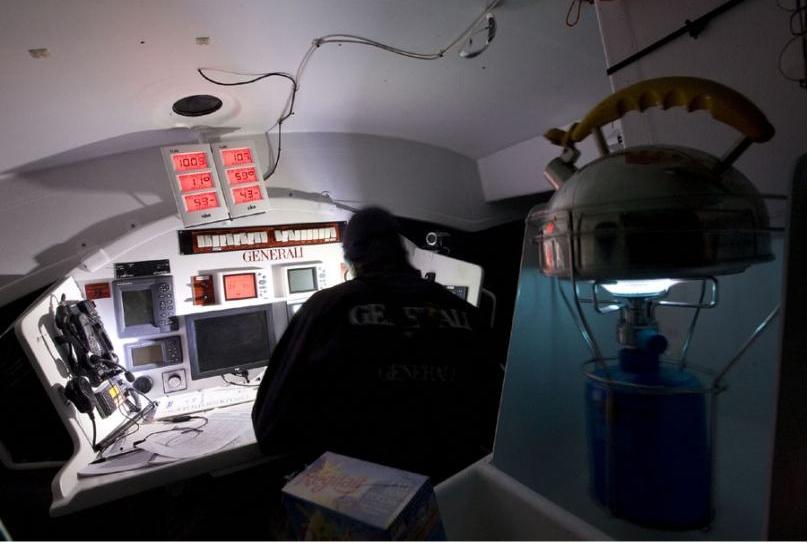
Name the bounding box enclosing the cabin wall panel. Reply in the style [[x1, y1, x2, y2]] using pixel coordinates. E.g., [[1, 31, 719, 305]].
[[264, 132, 530, 229], [477, 133, 602, 202], [0, 132, 526, 305], [595, 0, 805, 199]]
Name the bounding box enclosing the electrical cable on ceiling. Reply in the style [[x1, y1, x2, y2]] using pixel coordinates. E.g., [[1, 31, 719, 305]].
[[777, 0, 806, 88], [566, 0, 591, 28], [197, 0, 501, 181], [197, 68, 297, 179]]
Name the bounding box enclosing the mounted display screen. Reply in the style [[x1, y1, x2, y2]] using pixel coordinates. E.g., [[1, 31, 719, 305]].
[[177, 171, 214, 192], [186, 306, 278, 379], [287, 267, 318, 294], [183, 192, 220, 212], [172, 151, 209, 172], [220, 147, 254, 167], [113, 275, 177, 338], [232, 185, 263, 204], [223, 273, 257, 301], [225, 167, 258, 185], [121, 289, 154, 326], [131, 344, 163, 367]]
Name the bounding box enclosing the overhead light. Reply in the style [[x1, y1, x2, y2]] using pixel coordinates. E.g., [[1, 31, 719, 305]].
[[172, 95, 223, 117]]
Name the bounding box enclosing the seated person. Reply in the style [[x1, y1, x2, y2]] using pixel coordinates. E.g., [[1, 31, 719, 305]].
[[252, 207, 502, 482]]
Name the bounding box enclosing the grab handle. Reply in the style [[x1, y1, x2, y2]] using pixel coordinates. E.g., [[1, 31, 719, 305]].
[[568, 76, 774, 144]]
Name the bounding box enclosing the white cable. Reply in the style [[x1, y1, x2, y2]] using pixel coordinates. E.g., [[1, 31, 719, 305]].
[[267, 0, 502, 132]]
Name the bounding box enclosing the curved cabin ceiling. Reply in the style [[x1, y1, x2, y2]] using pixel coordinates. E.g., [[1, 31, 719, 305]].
[[0, 0, 610, 174]]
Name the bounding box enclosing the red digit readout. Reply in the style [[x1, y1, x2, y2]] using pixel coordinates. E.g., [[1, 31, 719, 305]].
[[177, 171, 214, 192], [232, 184, 263, 204], [223, 273, 257, 300], [221, 147, 254, 167], [172, 152, 209, 172], [226, 167, 258, 185], [184, 191, 219, 212]]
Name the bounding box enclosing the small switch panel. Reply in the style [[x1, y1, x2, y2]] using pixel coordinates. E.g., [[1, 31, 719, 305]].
[[192, 275, 215, 305]]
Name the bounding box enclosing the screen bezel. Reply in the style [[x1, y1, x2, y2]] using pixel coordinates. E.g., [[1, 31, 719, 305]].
[[185, 304, 277, 380], [222, 272, 258, 301], [286, 266, 318, 295], [112, 277, 169, 338]]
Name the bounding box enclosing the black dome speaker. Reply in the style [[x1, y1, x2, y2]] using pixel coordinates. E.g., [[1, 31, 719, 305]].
[[172, 94, 223, 117]]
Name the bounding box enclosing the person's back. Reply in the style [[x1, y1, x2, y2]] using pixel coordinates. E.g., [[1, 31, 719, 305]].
[[252, 207, 501, 482]]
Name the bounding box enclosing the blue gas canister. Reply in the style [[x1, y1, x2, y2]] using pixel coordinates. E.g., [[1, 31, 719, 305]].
[[585, 335, 711, 529]]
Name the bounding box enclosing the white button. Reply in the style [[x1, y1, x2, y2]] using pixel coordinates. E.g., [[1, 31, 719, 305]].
[[197, 235, 209, 248], [260, 231, 268, 243], [329, 227, 337, 239]]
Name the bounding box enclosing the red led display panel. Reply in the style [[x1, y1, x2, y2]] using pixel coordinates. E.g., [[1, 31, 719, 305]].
[[220, 147, 254, 167], [232, 184, 263, 204], [223, 273, 257, 300], [183, 191, 220, 212], [225, 167, 258, 185], [177, 171, 215, 193], [172, 151, 209, 172]]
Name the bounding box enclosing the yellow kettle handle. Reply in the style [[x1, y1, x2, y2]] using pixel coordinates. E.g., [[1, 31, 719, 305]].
[[566, 76, 774, 144]]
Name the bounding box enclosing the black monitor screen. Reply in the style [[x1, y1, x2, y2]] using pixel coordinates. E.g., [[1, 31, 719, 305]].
[[122, 289, 154, 327], [191, 310, 271, 376], [287, 268, 317, 294], [131, 344, 164, 367]]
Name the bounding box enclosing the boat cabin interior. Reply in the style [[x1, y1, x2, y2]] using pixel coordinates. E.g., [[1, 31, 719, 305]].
[[0, 0, 804, 540]]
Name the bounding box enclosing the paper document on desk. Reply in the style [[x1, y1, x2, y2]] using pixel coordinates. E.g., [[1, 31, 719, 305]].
[[209, 401, 254, 419], [135, 417, 245, 459]]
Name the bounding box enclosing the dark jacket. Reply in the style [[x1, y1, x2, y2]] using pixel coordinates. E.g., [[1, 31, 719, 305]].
[[251, 266, 502, 482]]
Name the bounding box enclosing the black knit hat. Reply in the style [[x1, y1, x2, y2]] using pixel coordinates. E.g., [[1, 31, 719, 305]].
[[342, 207, 406, 267]]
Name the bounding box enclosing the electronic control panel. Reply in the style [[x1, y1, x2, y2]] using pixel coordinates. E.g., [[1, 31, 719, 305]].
[[111, 275, 178, 338], [123, 336, 183, 371], [161, 144, 230, 226], [276, 263, 328, 300], [161, 142, 271, 227], [66, 214, 349, 399], [37, 201, 482, 409], [210, 141, 271, 219]]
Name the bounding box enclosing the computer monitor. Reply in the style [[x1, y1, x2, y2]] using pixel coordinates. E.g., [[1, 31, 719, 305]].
[[185, 303, 285, 380]]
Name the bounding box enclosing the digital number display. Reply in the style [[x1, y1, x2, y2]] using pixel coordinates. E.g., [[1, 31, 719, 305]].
[[223, 273, 257, 300], [184, 192, 220, 212], [232, 184, 263, 204], [131, 344, 164, 367], [172, 151, 209, 172], [220, 147, 254, 167], [178, 171, 214, 192], [226, 167, 258, 185]]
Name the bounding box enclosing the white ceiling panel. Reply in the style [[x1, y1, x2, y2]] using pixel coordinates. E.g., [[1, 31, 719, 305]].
[[0, 0, 610, 173]]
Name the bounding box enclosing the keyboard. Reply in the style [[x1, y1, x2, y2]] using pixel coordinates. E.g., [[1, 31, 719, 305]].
[[153, 386, 257, 420]]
